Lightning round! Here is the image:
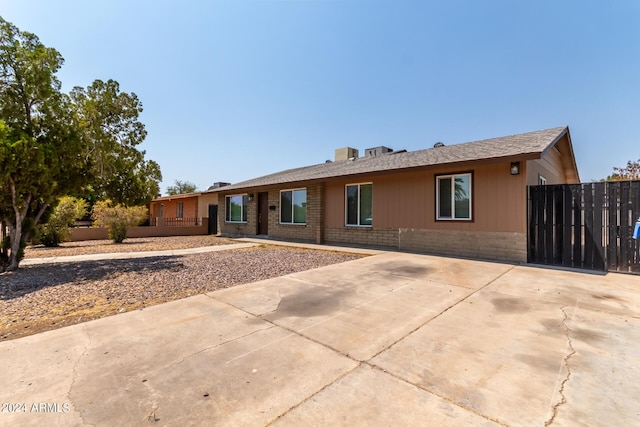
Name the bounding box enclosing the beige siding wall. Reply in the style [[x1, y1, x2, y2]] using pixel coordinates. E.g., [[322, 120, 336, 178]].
[[526, 147, 565, 185], [197, 193, 219, 219], [526, 134, 578, 185], [325, 162, 527, 233], [322, 162, 528, 260]]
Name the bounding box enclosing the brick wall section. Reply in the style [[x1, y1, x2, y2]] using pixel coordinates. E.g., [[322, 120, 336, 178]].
[[267, 183, 325, 243], [324, 227, 399, 248], [219, 183, 325, 243], [399, 229, 527, 263], [219, 196, 257, 236]]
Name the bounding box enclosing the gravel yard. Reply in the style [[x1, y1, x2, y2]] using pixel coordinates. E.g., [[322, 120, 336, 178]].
[[24, 235, 237, 258], [1, 243, 364, 341]]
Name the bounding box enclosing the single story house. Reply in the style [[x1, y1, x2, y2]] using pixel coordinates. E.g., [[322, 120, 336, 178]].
[[213, 126, 579, 262]]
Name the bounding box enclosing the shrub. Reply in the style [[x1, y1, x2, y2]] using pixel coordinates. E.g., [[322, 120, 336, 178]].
[[37, 196, 88, 247], [92, 200, 147, 243]]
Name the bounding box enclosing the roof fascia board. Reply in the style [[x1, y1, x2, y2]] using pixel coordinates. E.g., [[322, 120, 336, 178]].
[[215, 154, 542, 193]]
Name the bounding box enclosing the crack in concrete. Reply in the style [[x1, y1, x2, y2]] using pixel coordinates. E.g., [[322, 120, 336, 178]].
[[544, 305, 577, 426], [67, 324, 95, 426], [141, 379, 162, 424]]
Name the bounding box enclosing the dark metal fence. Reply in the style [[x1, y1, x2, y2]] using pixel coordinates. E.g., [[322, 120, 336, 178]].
[[149, 217, 201, 227], [528, 181, 640, 274]]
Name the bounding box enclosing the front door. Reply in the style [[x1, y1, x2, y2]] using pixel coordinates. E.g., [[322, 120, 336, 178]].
[[257, 192, 269, 235], [208, 204, 218, 235]]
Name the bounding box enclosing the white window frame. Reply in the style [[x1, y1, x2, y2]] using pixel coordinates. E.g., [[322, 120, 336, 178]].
[[345, 182, 373, 227], [280, 188, 307, 225], [177, 202, 184, 219], [436, 173, 473, 221], [225, 194, 248, 223]]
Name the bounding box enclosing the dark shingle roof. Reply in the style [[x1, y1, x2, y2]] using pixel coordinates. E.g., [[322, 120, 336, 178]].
[[214, 126, 569, 192]]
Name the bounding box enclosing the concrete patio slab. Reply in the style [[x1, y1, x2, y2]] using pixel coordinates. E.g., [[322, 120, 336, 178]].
[[273, 364, 500, 426], [371, 289, 573, 425], [1, 294, 357, 426], [487, 265, 640, 317], [551, 307, 640, 426], [2, 246, 640, 426]]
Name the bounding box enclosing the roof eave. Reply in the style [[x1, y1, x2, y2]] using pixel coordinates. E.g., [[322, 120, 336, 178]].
[[215, 153, 544, 193]]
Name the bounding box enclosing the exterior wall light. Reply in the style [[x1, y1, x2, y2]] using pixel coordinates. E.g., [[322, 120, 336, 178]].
[[248, 193, 254, 202], [510, 162, 520, 175]]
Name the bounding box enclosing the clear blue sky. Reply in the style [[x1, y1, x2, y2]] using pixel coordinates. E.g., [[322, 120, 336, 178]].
[[2, 0, 639, 193]]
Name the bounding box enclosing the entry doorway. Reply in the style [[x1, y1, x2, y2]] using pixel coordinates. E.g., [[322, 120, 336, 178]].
[[208, 204, 218, 235], [257, 192, 269, 235]]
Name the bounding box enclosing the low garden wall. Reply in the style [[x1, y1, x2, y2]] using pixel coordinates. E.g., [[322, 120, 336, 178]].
[[69, 222, 209, 242]]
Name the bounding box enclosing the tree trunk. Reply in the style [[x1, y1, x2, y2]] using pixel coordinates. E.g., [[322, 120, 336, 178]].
[[7, 216, 22, 271], [6, 181, 32, 272]]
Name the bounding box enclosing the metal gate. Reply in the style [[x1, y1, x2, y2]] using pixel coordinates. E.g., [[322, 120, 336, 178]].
[[528, 181, 640, 274], [208, 204, 218, 235]]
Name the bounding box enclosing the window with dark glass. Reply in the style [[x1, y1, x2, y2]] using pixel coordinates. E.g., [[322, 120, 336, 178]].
[[436, 173, 472, 220], [280, 189, 306, 224], [225, 195, 248, 222], [346, 183, 373, 226]]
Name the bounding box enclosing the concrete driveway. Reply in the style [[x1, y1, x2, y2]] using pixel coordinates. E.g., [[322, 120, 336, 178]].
[[1, 251, 639, 426]]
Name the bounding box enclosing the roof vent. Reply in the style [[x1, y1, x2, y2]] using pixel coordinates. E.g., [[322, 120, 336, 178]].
[[208, 182, 231, 190], [433, 142, 445, 148], [365, 146, 393, 157], [335, 147, 359, 161]]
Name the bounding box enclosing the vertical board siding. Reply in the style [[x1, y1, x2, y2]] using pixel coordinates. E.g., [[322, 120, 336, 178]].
[[528, 181, 640, 274]]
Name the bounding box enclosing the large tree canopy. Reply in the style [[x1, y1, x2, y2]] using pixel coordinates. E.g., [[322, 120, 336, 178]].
[[166, 180, 197, 195], [0, 16, 161, 271], [0, 17, 86, 271], [71, 79, 161, 205]]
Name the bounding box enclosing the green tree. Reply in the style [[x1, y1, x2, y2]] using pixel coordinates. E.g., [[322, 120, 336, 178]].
[[606, 159, 640, 181], [166, 180, 197, 195], [92, 200, 147, 243], [0, 17, 161, 271], [71, 79, 161, 205], [37, 196, 87, 247], [0, 17, 87, 271]]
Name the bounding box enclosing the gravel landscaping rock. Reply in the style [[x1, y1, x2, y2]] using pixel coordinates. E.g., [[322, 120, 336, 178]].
[[1, 245, 364, 342], [24, 235, 237, 258]]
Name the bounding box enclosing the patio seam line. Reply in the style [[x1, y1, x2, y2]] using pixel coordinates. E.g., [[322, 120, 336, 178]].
[[208, 267, 516, 426], [364, 364, 509, 427], [205, 293, 361, 363], [367, 265, 517, 361], [544, 305, 577, 426], [162, 325, 277, 372], [263, 363, 362, 426], [356, 265, 518, 426]]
